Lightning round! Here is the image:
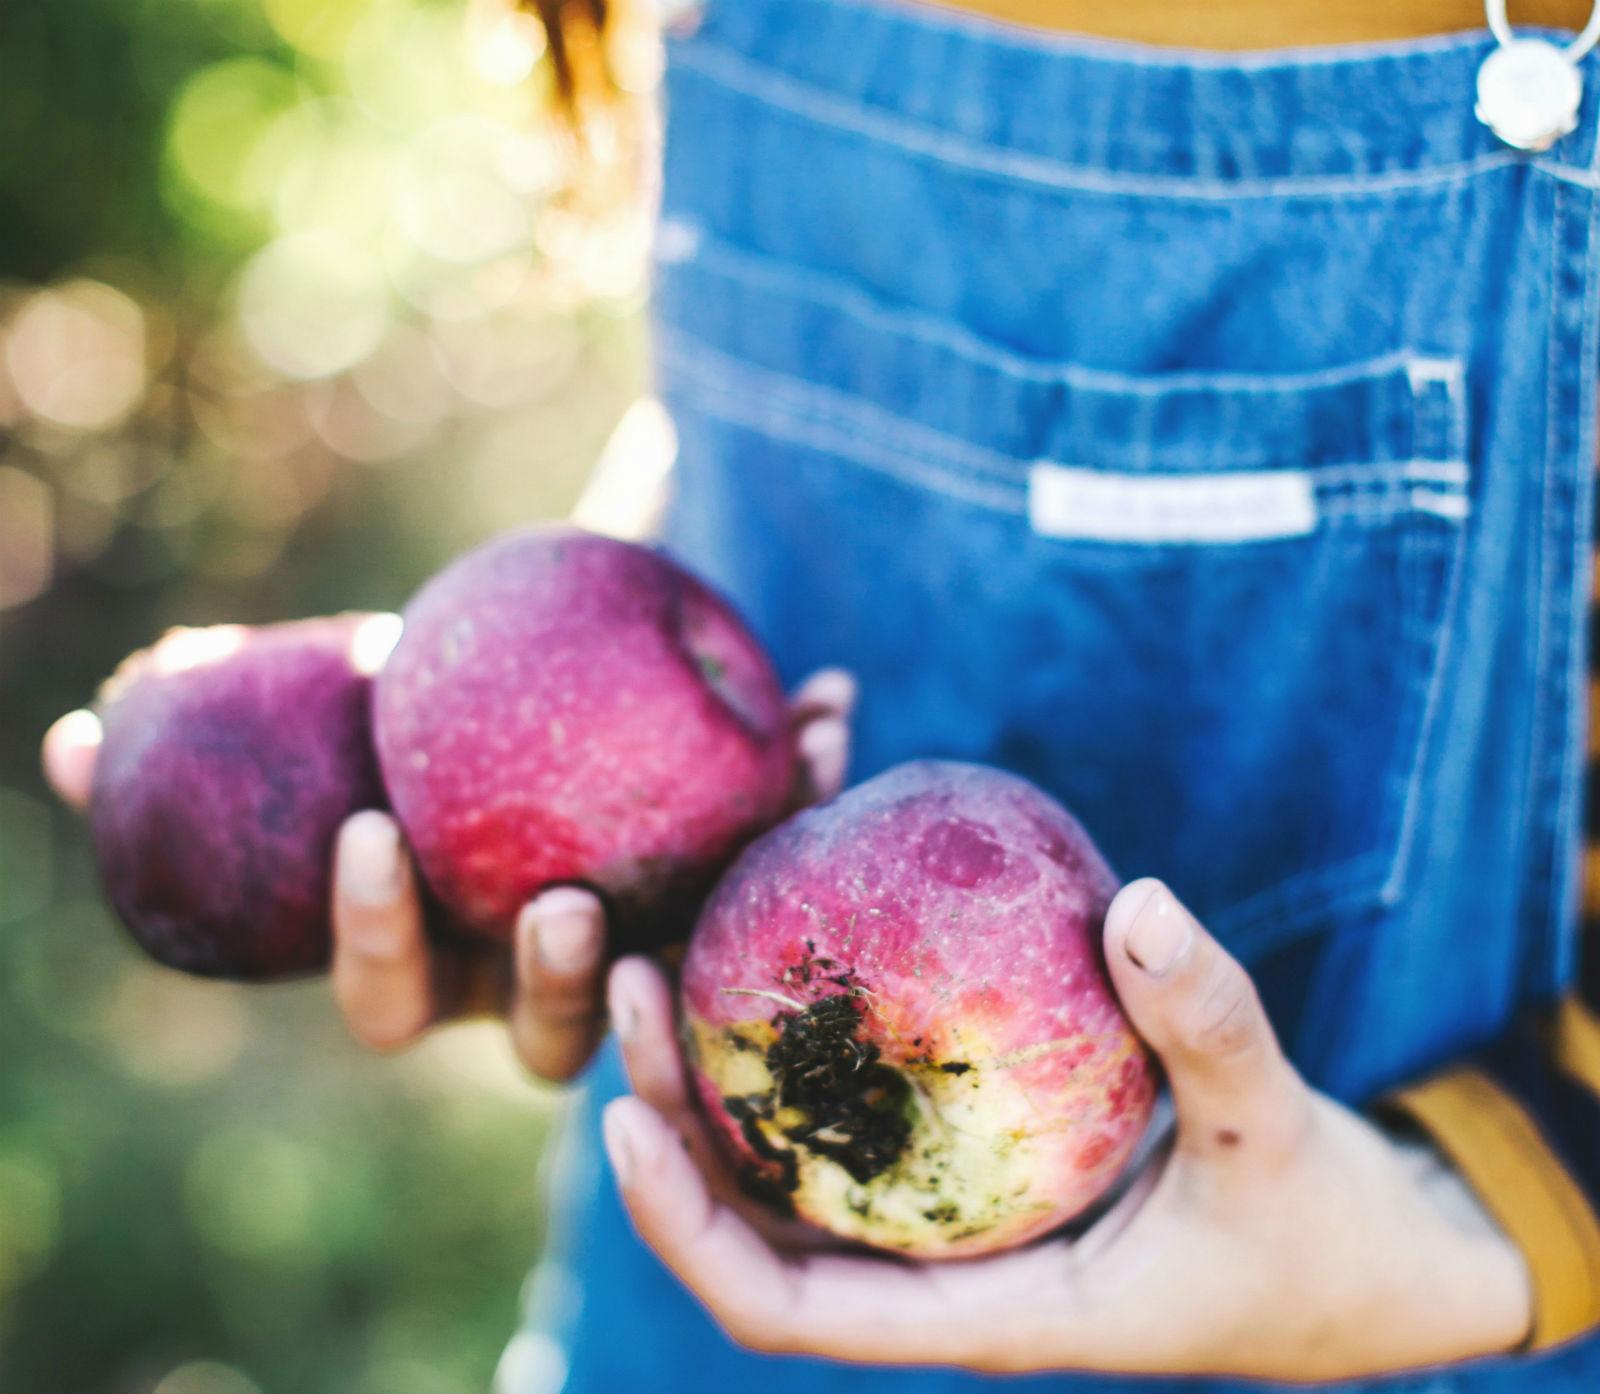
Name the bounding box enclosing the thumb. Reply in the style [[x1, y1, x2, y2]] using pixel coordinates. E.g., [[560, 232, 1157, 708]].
[[42, 710, 101, 812], [1103, 878, 1310, 1162]]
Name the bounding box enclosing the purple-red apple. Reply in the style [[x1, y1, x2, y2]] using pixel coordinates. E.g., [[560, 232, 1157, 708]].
[[90, 614, 398, 980], [681, 760, 1156, 1258], [373, 527, 796, 948]]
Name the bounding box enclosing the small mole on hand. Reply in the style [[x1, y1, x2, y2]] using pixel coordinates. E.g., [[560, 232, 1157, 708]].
[[1215, 1128, 1242, 1148]]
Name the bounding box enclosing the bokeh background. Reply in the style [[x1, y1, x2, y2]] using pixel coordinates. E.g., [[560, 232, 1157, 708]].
[[0, 2, 656, 1391]]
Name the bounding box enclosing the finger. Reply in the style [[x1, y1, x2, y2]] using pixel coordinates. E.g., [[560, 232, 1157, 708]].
[[42, 710, 101, 811], [610, 956, 845, 1248], [788, 667, 857, 724], [610, 957, 739, 1188], [789, 669, 856, 807], [331, 812, 437, 1051], [610, 954, 692, 1114], [610, 956, 729, 1182], [792, 715, 851, 807], [604, 1098, 1074, 1367], [508, 886, 606, 1082], [1102, 879, 1310, 1162], [603, 1097, 808, 1353]]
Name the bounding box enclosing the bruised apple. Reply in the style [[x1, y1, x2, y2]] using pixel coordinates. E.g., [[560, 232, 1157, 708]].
[[682, 760, 1156, 1258], [373, 527, 797, 949], [90, 614, 398, 980]]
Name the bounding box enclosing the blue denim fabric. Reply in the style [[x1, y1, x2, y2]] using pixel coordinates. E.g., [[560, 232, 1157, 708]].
[[503, 1, 1600, 1388]]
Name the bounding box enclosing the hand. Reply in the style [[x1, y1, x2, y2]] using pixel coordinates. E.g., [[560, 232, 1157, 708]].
[[601, 879, 1534, 1381], [41, 668, 856, 1082]]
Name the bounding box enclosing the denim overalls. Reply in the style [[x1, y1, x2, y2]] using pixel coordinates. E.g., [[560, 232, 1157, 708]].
[[501, 1, 1600, 1388]]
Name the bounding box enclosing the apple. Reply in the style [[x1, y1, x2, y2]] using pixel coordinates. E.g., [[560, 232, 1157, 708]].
[[681, 760, 1156, 1258], [373, 527, 796, 948], [90, 614, 398, 980]]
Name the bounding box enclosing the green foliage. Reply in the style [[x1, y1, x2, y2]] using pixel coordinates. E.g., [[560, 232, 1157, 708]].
[[0, 869, 561, 1393], [0, 1, 650, 1390]]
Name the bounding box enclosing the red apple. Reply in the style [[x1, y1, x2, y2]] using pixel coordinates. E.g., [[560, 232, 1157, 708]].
[[90, 614, 398, 980], [681, 760, 1156, 1258], [373, 527, 796, 948]]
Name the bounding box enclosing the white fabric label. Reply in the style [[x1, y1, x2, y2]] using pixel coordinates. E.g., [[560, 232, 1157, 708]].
[[1027, 463, 1318, 543]]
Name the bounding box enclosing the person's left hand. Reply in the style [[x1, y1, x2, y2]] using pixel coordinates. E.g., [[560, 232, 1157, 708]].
[[601, 880, 1533, 1382]]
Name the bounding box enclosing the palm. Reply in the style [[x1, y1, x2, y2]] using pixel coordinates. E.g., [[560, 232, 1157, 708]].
[[603, 886, 1531, 1379], [608, 951, 1183, 1361]]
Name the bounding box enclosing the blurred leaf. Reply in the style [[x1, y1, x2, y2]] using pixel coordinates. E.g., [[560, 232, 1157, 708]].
[[0, 0, 648, 1390]]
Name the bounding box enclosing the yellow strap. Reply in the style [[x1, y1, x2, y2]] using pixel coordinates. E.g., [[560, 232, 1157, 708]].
[[1387, 1068, 1600, 1350], [1550, 997, 1600, 1096]]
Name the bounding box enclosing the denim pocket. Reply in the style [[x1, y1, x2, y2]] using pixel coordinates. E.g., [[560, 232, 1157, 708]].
[[656, 239, 1471, 960], [1010, 388, 1469, 956]]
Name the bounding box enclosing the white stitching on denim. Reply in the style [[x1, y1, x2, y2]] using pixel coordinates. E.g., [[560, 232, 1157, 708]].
[[669, 368, 1024, 508], [1317, 460, 1469, 485], [662, 328, 1471, 492], [675, 41, 1541, 200], [658, 331, 1027, 481], [1209, 850, 1398, 952], [667, 230, 1446, 392], [1564, 157, 1600, 980], [1407, 489, 1472, 520], [1517, 174, 1567, 975], [1317, 495, 1471, 522], [665, 335, 1470, 526], [1536, 159, 1600, 190], [1535, 174, 1584, 987], [1405, 356, 1466, 391], [1381, 498, 1471, 906], [679, 380, 1028, 512], [1388, 307, 1472, 902], [1542, 168, 1600, 986]]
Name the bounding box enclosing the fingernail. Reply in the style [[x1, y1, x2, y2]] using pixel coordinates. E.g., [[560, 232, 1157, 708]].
[[799, 716, 846, 757], [603, 1104, 635, 1186], [1125, 887, 1192, 977], [536, 904, 601, 976], [799, 718, 846, 771], [611, 981, 641, 1043], [341, 815, 405, 909], [811, 668, 858, 718]]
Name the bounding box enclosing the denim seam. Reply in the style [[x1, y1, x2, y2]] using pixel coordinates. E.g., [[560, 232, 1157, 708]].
[[660, 330, 1465, 472], [1211, 850, 1398, 956], [670, 369, 1029, 511], [1539, 162, 1600, 192], [1542, 177, 1600, 991], [671, 367, 1471, 529], [1307, 504, 1468, 531], [1521, 176, 1568, 1002], [660, 335, 1033, 489], [663, 331, 1470, 503], [1541, 176, 1581, 994], [661, 230, 1450, 393], [1384, 373, 1475, 907], [1561, 177, 1600, 986], [673, 41, 1585, 201]]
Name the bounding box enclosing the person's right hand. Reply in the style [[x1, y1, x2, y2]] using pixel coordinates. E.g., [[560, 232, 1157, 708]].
[[41, 668, 856, 1083]]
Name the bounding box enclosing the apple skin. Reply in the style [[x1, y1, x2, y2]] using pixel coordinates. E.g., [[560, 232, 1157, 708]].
[[681, 760, 1156, 1259], [90, 614, 397, 980], [373, 527, 797, 949]]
